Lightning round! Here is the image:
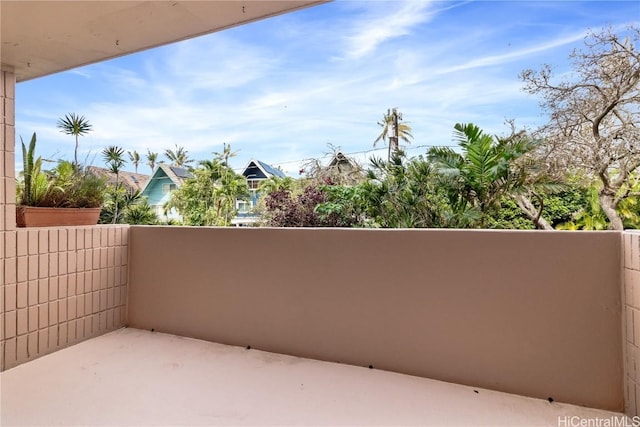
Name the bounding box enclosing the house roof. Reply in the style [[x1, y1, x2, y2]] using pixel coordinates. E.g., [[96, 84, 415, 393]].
[[328, 151, 358, 170], [167, 165, 191, 180], [242, 159, 287, 179], [140, 163, 192, 194], [87, 166, 150, 193], [1, 1, 328, 82], [257, 160, 287, 178]]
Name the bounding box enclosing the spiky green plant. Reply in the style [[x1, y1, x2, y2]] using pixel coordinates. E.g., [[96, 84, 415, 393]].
[[56, 113, 92, 169], [20, 132, 38, 206]]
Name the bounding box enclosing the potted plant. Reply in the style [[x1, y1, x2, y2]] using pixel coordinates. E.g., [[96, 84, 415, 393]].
[[16, 133, 107, 227]]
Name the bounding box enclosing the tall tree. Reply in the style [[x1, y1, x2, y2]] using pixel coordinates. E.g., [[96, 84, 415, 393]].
[[374, 108, 413, 161], [146, 150, 158, 171], [164, 144, 193, 168], [521, 25, 640, 230], [428, 123, 554, 229], [301, 145, 365, 186], [128, 150, 141, 173], [360, 151, 448, 228], [213, 142, 237, 167], [165, 146, 248, 226], [56, 113, 92, 169], [102, 146, 126, 224]]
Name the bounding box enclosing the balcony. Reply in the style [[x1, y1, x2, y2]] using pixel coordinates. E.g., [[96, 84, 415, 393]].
[[1, 225, 636, 425], [0, 1, 636, 424]]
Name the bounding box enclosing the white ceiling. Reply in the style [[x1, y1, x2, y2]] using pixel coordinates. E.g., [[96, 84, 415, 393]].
[[1, 1, 326, 82]]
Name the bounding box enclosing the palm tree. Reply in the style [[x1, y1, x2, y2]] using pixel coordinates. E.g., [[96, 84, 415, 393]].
[[103, 146, 126, 185], [199, 158, 224, 181], [164, 161, 249, 226], [258, 176, 295, 194], [102, 146, 126, 224], [128, 150, 141, 173], [374, 108, 413, 160], [216, 170, 250, 225], [361, 151, 447, 228], [56, 113, 93, 170], [146, 150, 158, 171], [428, 123, 544, 228], [164, 144, 193, 168], [213, 142, 238, 167]]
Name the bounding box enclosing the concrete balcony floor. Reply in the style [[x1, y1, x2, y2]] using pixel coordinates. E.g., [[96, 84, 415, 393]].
[[1, 328, 626, 426]]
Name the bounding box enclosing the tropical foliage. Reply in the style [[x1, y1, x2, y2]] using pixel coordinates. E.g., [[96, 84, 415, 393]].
[[146, 150, 159, 171], [427, 123, 552, 228], [56, 113, 93, 170], [165, 153, 249, 226], [19, 25, 639, 232], [521, 25, 640, 229], [100, 189, 158, 225], [17, 133, 105, 208], [356, 153, 449, 228], [128, 150, 141, 173], [258, 120, 635, 230], [374, 108, 413, 161], [164, 144, 193, 168]]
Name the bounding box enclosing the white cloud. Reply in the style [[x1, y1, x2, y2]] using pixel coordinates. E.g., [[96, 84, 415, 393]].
[[340, 1, 437, 60], [14, 1, 636, 177], [437, 30, 590, 74]]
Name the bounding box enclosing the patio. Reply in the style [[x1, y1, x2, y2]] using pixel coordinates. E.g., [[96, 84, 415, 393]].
[[1, 327, 627, 426], [1, 1, 638, 422]]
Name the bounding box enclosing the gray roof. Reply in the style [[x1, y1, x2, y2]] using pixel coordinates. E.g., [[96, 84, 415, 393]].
[[140, 163, 192, 195], [255, 160, 286, 178], [86, 166, 150, 193], [169, 166, 191, 179]]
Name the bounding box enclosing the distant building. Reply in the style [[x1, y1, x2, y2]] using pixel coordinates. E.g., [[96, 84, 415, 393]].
[[327, 151, 360, 176], [87, 166, 149, 194], [232, 159, 286, 226], [304, 151, 364, 185], [140, 164, 192, 221]]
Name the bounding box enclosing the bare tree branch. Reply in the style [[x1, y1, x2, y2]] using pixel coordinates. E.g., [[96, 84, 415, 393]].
[[520, 25, 640, 230]]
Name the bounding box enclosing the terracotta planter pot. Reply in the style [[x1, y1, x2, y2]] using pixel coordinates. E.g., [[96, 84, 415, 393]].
[[16, 206, 102, 227]]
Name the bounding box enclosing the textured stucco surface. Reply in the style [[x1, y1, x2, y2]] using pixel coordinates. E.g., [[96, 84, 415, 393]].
[[128, 226, 623, 411], [1, 226, 129, 371], [623, 231, 640, 416]]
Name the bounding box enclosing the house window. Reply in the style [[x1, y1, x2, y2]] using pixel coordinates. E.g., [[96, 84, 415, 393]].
[[162, 183, 177, 193], [247, 179, 261, 190], [236, 200, 252, 213]]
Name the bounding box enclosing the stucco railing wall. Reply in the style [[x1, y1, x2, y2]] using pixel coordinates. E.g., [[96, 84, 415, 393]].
[[1, 69, 16, 233], [622, 231, 640, 416], [1, 69, 129, 371], [128, 227, 622, 411], [1, 226, 129, 371]]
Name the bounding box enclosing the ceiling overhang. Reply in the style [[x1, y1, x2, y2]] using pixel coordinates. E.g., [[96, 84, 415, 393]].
[[1, 1, 327, 82]]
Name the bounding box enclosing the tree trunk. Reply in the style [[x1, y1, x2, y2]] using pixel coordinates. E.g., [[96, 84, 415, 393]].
[[74, 135, 79, 171], [112, 174, 120, 225], [514, 194, 554, 230], [599, 192, 624, 230]]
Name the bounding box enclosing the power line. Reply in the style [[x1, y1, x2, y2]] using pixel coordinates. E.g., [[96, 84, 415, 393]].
[[263, 143, 447, 169]]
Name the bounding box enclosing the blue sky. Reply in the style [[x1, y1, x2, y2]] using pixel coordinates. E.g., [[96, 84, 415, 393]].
[[15, 0, 639, 176]]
